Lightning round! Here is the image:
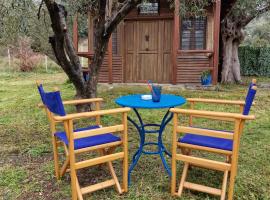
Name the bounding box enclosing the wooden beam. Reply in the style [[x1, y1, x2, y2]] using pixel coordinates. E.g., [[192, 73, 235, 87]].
[[38, 98, 103, 108], [183, 182, 222, 196], [170, 108, 255, 121], [63, 98, 103, 105], [172, 0, 180, 84], [81, 179, 115, 194], [171, 113, 178, 195], [213, 0, 221, 84], [122, 112, 128, 192], [187, 98, 246, 105], [176, 154, 231, 171], [177, 163, 189, 196], [178, 50, 214, 54], [108, 36, 113, 84], [75, 152, 124, 170], [74, 141, 122, 154], [178, 143, 232, 155], [177, 126, 234, 139], [73, 13, 78, 52], [54, 107, 131, 121], [74, 125, 124, 139]]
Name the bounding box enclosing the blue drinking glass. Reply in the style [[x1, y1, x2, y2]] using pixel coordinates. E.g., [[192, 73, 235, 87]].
[[152, 85, 162, 102]]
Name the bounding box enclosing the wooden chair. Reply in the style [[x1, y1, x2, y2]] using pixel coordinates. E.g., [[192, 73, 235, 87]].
[[37, 82, 130, 200], [170, 82, 257, 200]]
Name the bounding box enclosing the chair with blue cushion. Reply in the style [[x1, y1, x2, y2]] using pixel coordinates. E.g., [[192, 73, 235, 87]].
[[36, 82, 130, 200], [170, 81, 257, 200]]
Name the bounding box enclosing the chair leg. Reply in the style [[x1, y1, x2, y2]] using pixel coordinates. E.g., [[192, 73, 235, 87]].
[[171, 155, 177, 196], [60, 156, 70, 177], [101, 149, 122, 194], [69, 147, 78, 200], [177, 162, 189, 197], [107, 161, 122, 194], [52, 137, 60, 180], [220, 170, 229, 200], [227, 167, 237, 200], [75, 176, 83, 200], [123, 147, 128, 193]]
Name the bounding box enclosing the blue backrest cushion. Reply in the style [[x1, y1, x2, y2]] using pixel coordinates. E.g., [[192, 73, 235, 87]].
[[37, 85, 66, 116], [44, 91, 66, 116], [37, 84, 46, 104], [243, 86, 257, 115]]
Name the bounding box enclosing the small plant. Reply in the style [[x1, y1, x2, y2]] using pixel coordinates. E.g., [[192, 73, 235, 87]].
[[201, 70, 212, 85], [201, 70, 211, 80]]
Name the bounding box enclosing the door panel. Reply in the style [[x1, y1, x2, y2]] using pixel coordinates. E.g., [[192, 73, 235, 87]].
[[138, 21, 159, 52], [138, 54, 159, 81], [125, 19, 173, 83]]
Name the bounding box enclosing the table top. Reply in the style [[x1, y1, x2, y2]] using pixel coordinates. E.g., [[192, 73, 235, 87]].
[[115, 94, 186, 109]]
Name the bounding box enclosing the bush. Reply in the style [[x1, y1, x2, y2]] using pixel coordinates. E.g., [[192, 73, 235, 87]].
[[10, 36, 39, 72], [239, 46, 270, 77]]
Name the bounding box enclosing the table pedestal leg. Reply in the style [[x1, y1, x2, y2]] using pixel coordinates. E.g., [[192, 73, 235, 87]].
[[128, 108, 173, 184]]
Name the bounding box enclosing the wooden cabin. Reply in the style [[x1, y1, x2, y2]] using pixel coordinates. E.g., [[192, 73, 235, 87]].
[[73, 0, 221, 84]]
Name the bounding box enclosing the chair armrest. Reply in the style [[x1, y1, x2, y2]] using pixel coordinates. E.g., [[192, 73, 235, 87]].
[[170, 108, 255, 121], [187, 98, 247, 105], [38, 98, 103, 108], [53, 107, 131, 121], [62, 98, 103, 105]]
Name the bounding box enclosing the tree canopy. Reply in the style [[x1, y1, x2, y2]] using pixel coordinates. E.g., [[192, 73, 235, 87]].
[[243, 12, 270, 47]]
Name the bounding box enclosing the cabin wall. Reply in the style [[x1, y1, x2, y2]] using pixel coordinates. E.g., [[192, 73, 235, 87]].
[[74, 1, 218, 84], [176, 8, 214, 84]]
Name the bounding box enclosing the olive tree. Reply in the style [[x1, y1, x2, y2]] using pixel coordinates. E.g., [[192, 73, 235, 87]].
[[220, 0, 270, 83], [43, 0, 143, 102]]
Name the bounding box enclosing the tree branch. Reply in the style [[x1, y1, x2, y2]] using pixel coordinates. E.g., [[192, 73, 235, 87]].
[[242, 4, 270, 26], [37, 0, 44, 19], [103, 0, 142, 38]]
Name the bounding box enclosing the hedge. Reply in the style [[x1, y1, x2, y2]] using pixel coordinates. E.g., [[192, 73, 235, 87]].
[[239, 46, 270, 77]]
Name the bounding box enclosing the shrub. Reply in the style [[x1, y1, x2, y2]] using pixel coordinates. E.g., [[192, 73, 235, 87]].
[[10, 36, 39, 72], [239, 46, 270, 77]]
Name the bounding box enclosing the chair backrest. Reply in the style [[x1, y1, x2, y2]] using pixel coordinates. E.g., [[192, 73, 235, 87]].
[[243, 79, 257, 115], [37, 84, 66, 116]]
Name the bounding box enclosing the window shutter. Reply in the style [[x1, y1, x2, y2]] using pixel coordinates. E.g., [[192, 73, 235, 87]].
[[180, 17, 207, 50]]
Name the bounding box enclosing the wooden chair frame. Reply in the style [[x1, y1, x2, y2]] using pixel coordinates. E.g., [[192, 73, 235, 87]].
[[187, 79, 256, 126], [38, 86, 130, 200], [170, 108, 255, 200]]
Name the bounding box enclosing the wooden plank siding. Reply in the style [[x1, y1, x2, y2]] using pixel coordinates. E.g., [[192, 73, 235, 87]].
[[112, 56, 123, 83], [97, 55, 123, 83], [176, 54, 213, 83]]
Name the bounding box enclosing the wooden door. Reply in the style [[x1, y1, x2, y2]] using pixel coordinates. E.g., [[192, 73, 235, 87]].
[[124, 20, 173, 83]]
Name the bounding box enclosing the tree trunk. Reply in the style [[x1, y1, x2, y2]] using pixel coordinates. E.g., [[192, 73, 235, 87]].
[[221, 16, 244, 83], [44, 0, 140, 110]]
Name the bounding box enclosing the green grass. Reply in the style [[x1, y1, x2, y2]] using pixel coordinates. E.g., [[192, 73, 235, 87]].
[[0, 71, 269, 200]]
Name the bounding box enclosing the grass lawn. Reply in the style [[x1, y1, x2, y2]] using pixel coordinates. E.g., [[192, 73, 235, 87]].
[[0, 71, 269, 200]]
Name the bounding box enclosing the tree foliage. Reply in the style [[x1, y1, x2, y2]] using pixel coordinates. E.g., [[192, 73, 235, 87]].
[[0, 0, 55, 61], [239, 46, 270, 76], [243, 12, 270, 47]]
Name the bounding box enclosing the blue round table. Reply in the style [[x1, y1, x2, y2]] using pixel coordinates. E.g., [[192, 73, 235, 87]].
[[115, 94, 186, 184]]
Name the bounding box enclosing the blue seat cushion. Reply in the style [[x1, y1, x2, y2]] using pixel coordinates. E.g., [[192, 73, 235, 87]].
[[55, 125, 121, 150], [179, 132, 233, 151]]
